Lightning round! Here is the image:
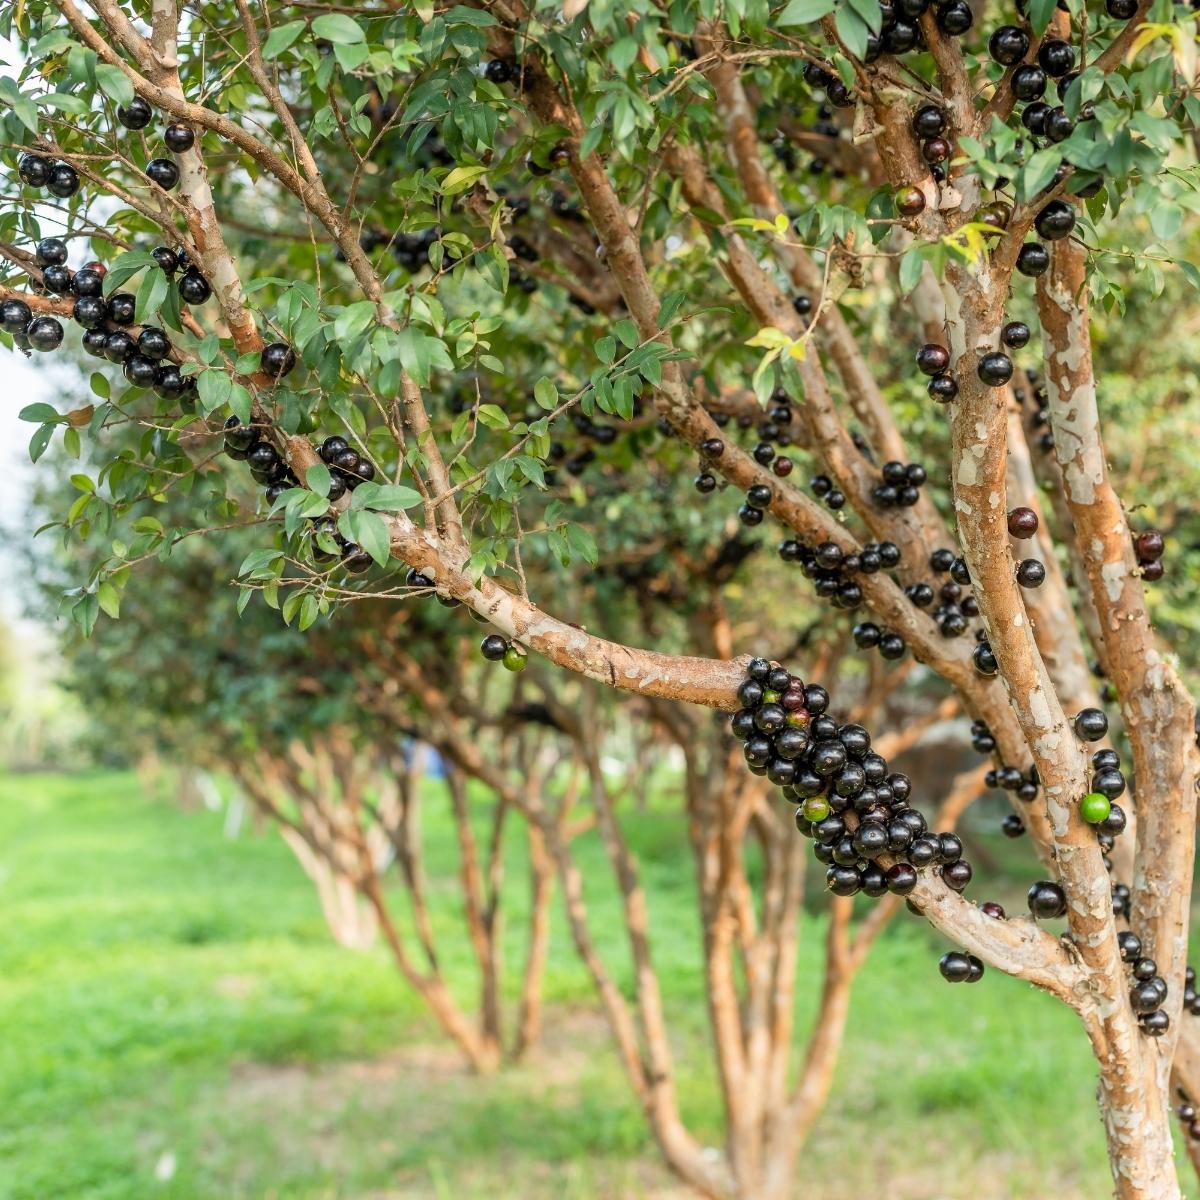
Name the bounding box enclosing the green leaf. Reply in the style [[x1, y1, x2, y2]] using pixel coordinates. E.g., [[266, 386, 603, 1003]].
[[657, 291, 686, 329], [135, 266, 169, 325], [845, 0, 882, 34], [90, 372, 110, 400], [306, 462, 332, 497], [613, 318, 639, 349], [595, 336, 617, 365], [333, 300, 375, 342], [441, 164, 488, 195], [311, 12, 365, 43], [96, 581, 120, 619], [20, 402, 60, 423], [70, 474, 95, 493], [95, 63, 134, 107], [337, 509, 391, 567], [350, 482, 422, 511], [1017, 148, 1061, 203], [103, 249, 159, 295], [1028, 0, 1058, 34], [833, 4, 869, 59], [227, 382, 252, 425], [476, 403, 510, 429], [776, 0, 836, 23], [898, 246, 924, 295], [262, 20, 306, 57], [238, 548, 284, 578], [534, 377, 558, 409], [197, 370, 232, 414], [29, 423, 53, 463], [0, 77, 38, 134]]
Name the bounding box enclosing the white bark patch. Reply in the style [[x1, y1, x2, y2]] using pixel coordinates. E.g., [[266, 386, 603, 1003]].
[[988, 490, 1000, 509], [1101, 560, 1127, 603], [1028, 686, 1054, 729]]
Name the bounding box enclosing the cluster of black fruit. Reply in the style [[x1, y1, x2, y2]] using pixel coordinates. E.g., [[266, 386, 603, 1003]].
[[778, 537, 902, 629], [1177, 1090, 1200, 1142], [17, 151, 79, 199], [1133, 528, 1165, 581], [732, 660, 974, 901], [1117, 932, 1171, 1037], [809, 472, 846, 511], [479, 632, 528, 672], [0, 236, 220, 402], [116, 96, 195, 191], [922, 548, 980, 637], [224, 411, 384, 572], [704, 390, 798, 480], [987, 761, 1041, 805], [870, 459, 926, 508]]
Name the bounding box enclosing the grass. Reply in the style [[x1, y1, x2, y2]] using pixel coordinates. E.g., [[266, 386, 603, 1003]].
[[0, 769, 1185, 1198]]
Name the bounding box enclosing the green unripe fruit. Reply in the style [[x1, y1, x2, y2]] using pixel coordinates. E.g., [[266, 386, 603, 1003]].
[[1080, 792, 1112, 825], [762, 689, 780, 704], [802, 796, 831, 823], [503, 644, 528, 672]]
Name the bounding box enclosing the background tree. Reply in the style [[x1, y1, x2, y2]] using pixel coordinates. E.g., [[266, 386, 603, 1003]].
[[4, 0, 1200, 1194]]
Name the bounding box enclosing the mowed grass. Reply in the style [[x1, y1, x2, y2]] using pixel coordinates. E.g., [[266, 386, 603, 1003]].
[[0, 769, 1180, 1199]]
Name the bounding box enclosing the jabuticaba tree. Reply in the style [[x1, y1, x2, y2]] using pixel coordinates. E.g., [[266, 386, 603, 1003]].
[[4, 0, 1200, 1192], [39, 521, 566, 1074]]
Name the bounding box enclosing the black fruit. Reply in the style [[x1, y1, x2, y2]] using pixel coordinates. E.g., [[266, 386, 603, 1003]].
[[928, 374, 958, 403], [1016, 558, 1046, 588], [342, 544, 374, 573], [1, 298, 32, 332], [1074, 707, 1108, 742], [480, 633, 508, 662], [1011, 65, 1047, 101], [35, 237, 68, 267], [1002, 321, 1031, 349], [939, 952, 971, 982], [71, 268, 104, 298], [123, 354, 158, 386], [1036, 200, 1076, 241], [261, 342, 296, 378], [117, 96, 153, 129], [935, 0, 972, 30], [973, 642, 998, 676], [1017, 243, 1050, 277], [151, 246, 180, 274], [42, 265, 73, 294], [163, 124, 195, 153], [107, 292, 136, 325], [154, 364, 188, 398], [18, 153, 50, 187], [26, 316, 64, 351], [1007, 507, 1038, 538], [135, 328, 170, 361], [978, 352, 1013, 386], [82, 328, 109, 357], [72, 296, 107, 329], [912, 104, 946, 138], [46, 163, 79, 198], [1037, 39, 1075, 77], [917, 344, 950, 375], [146, 158, 180, 190], [178, 269, 212, 304], [1027, 880, 1067, 919], [989, 25, 1029, 65]]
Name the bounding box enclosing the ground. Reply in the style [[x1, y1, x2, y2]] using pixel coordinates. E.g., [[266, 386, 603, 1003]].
[[0, 769, 1186, 1199]]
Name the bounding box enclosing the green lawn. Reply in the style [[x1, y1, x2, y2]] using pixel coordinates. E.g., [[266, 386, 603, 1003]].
[[0, 770, 1182, 1198]]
